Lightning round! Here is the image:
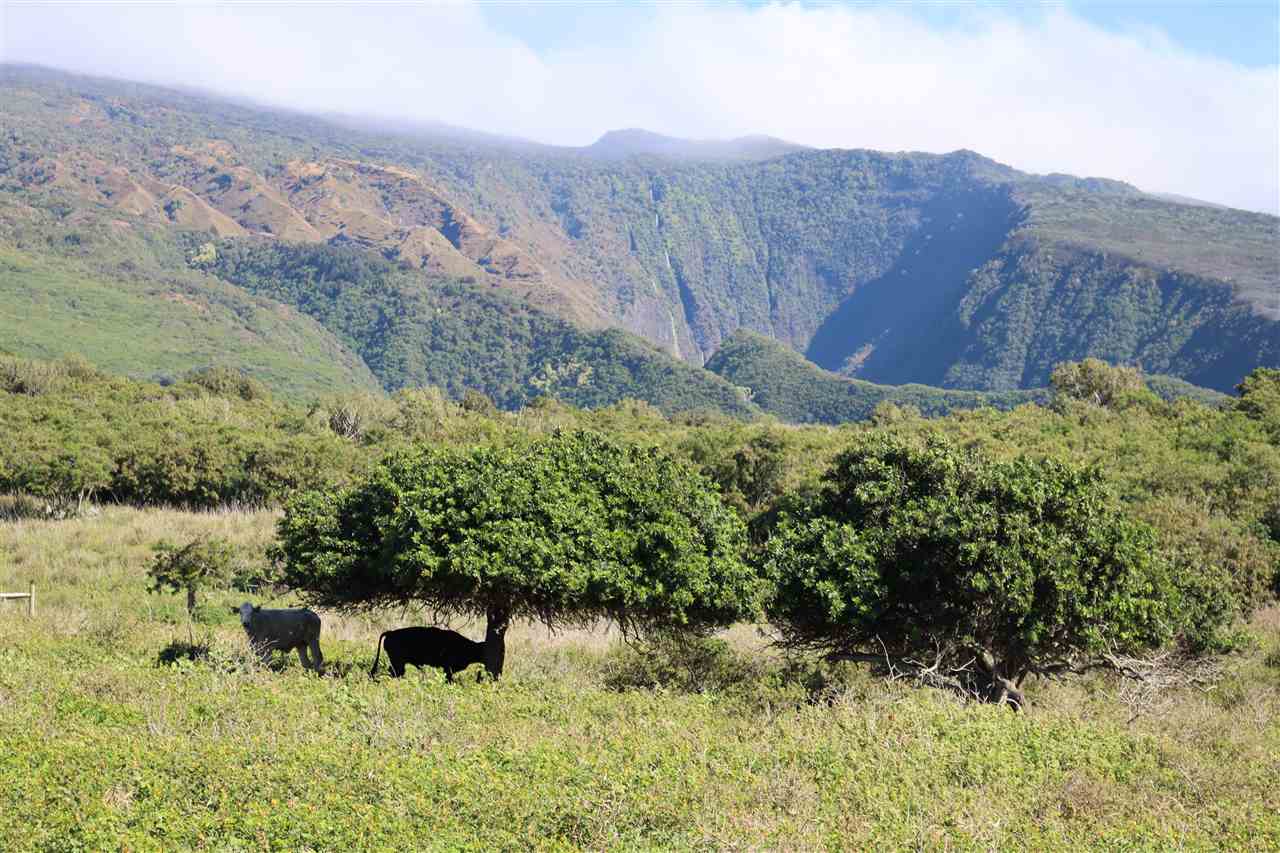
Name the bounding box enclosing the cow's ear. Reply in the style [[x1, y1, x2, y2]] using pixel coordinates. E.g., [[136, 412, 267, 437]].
[[229, 606, 238, 615], [253, 605, 260, 612]]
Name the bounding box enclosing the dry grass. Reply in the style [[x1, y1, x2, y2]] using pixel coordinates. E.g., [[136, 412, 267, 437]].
[[1, 507, 1278, 849]]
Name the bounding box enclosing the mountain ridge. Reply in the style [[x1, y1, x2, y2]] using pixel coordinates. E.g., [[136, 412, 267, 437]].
[[1, 63, 1275, 401], [585, 128, 806, 162]]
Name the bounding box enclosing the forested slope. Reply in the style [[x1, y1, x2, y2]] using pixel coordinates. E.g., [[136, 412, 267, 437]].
[[2, 63, 1275, 401], [193, 237, 757, 415], [945, 239, 1279, 391], [0, 182, 756, 415], [707, 330, 1231, 423], [708, 330, 1046, 423]]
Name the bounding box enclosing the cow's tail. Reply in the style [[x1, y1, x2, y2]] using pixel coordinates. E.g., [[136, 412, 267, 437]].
[[370, 631, 389, 677]]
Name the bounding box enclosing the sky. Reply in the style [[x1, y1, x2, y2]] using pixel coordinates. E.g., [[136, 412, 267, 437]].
[[3, 1, 1278, 213]]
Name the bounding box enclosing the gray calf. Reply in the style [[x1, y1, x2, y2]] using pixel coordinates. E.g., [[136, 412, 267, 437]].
[[235, 602, 324, 672]]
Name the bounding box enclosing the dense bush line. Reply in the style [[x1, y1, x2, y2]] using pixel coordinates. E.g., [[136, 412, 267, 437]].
[[0, 358, 364, 511], [2, 355, 1277, 637]]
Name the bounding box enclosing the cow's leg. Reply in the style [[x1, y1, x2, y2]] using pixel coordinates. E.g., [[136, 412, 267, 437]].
[[389, 656, 405, 678], [307, 638, 324, 673], [297, 644, 312, 670]]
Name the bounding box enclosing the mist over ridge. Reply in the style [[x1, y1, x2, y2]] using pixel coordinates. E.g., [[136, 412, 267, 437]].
[[4, 2, 1276, 213]]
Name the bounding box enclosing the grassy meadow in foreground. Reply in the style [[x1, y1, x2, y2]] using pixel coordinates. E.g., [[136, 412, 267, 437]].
[[1, 507, 1278, 850]]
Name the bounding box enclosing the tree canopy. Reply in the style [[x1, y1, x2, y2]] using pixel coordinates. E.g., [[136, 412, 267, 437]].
[[1049, 358, 1148, 409], [147, 535, 236, 617], [760, 436, 1229, 707], [1234, 367, 1280, 442], [274, 430, 763, 676]]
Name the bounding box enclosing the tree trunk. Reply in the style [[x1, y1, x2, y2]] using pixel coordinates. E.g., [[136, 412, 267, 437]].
[[977, 649, 1025, 710], [186, 586, 197, 617], [484, 605, 510, 679]]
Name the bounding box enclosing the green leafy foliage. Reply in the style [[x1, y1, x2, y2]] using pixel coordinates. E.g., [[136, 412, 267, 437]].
[[1233, 367, 1280, 442], [198, 237, 756, 417], [703, 430, 790, 518], [761, 437, 1233, 704], [949, 242, 1278, 393], [708, 329, 1047, 423], [1143, 374, 1228, 407], [275, 431, 763, 674], [601, 634, 765, 695], [1050, 358, 1149, 408], [0, 356, 364, 509], [147, 536, 236, 616], [182, 367, 271, 402]]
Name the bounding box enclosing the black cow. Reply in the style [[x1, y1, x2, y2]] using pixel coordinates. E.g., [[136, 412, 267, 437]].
[[369, 626, 487, 681]]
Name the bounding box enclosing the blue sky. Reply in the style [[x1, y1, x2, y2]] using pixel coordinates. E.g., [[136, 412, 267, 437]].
[[1067, 1, 1278, 67], [7, 1, 1278, 212], [480, 2, 1280, 68]]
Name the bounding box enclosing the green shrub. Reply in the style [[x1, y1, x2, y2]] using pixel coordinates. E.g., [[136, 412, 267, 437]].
[[760, 436, 1230, 707], [180, 366, 270, 402], [0, 493, 52, 521], [602, 634, 764, 695], [1050, 358, 1150, 409], [460, 388, 499, 416], [154, 638, 211, 667], [0, 355, 65, 395], [8, 442, 112, 517], [147, 536, 236, 617], [1234, 367, 1280, 441]]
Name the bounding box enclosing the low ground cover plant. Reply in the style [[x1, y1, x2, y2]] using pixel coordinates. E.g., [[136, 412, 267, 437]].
[[1, 507, 1278, 849], [1, 360, 1277, 847]]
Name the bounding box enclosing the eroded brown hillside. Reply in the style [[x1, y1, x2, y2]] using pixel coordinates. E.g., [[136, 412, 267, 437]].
[[2, 65, 1275, 393], [6, 108, 610, 327]]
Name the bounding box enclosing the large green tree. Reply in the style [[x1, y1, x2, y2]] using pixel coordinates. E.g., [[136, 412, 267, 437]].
[[274, 430, 762, 677], [760, 436, 1227, 707], [1049, 358, 1148, 409], [1233, 367, 1280, 442]]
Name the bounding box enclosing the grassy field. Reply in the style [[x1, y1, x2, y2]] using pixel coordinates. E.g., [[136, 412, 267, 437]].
[[0, 245, 379, 401], [1, 507, 1278, 850]]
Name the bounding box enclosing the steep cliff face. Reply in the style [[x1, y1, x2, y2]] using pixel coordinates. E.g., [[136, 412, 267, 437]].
[[445, 147, 1275, 392], [428, 148, 1030, 367], [943, 241, 1280, 392], [2, 64, 1276, 396]]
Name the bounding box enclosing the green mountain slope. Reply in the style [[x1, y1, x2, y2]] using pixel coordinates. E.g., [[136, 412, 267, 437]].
[[706, 330, 1046, 423], [707, 330, 1227, 424], [1, 64, 1275, 399], [0, 202, 379, 400], [194, 237, 757, 416], [944, 239, 1278, 391], [0, 190, 757, 415]]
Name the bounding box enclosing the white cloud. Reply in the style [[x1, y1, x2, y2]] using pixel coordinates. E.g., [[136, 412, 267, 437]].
[[3, 1, 1277, 213]]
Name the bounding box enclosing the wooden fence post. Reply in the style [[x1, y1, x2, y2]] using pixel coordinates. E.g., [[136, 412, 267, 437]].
[[1, 586, 36, 616]]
